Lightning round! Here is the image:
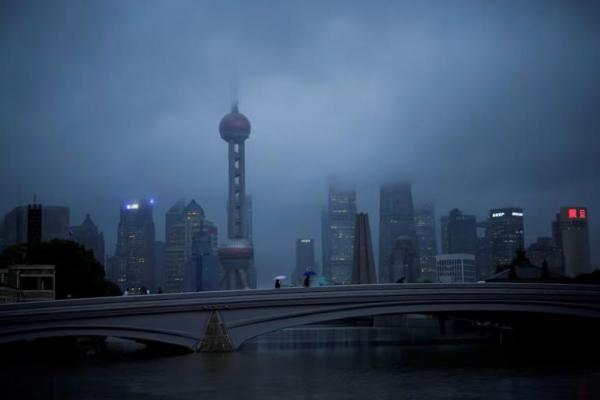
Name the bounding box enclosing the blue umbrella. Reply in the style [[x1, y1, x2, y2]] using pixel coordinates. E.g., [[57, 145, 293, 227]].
[[303, 270, 317, 276]]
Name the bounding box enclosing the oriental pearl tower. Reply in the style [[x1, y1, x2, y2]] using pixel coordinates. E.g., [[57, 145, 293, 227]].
[[218, 102, 256, 289]]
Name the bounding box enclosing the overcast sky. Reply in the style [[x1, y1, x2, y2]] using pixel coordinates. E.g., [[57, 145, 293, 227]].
[[1, 0, 599, 286]]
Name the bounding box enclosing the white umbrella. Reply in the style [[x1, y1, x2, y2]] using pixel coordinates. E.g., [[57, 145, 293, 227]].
[[273, 275, 287, 280]]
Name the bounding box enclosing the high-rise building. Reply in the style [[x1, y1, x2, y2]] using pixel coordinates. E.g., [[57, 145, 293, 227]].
[[71, 214, 105, 266], [351, 213, 377, 284], [435, 254, 477, 283], [322, 181, 356, 285], [185, 220, 220, 292], [2, 205, 69, 246], [415, 204, 437, 281], [526, 237, 563, 275], [164, 199, 217, 293], [476, 220, 494, 279], [488, 207, 524, 268], [441, 209, 477, 255], [320, 206, 330, 284], [218, 103, 255, 290], [111, 199, 155, 293], [27, 205, 42, 244], [292, 239, 316, 285], [379, 182, 417, 283], [154, 240, 165, 291], [389, 236, 419, 282], [555, 207, 591, 277], [164, 199, 186, 292]]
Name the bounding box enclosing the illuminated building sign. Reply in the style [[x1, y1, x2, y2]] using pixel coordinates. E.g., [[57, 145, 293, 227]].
[[567, 208, 587, 220], [511, 212, 524, 217], [300, 239, 311, 243], [125, 203, 139, 210], [491, 212, 504, 218]]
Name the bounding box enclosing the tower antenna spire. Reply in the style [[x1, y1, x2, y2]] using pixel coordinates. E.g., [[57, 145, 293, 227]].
[[232, 75, 240, 112]]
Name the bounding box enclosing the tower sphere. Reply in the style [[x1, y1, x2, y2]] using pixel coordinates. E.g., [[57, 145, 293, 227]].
[[219, 103, 251, 142]]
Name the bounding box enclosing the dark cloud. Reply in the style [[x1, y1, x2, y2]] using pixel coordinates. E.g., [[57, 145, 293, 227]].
[[1, 0, 599, 286]]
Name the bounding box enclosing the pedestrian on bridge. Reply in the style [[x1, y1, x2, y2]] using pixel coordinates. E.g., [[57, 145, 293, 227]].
[[273, 275, 286, 289]]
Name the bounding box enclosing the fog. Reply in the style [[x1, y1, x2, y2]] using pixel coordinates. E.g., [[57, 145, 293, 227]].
[[1, 0, 599, 286]]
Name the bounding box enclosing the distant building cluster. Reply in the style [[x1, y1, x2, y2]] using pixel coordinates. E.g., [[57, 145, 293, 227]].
[[315, 180, 594, 285], [0, 104, 256, 295], [0, 104, 596, 294]]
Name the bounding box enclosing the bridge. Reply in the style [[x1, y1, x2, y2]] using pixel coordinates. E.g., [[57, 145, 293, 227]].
[[0, 283, 599, 352]]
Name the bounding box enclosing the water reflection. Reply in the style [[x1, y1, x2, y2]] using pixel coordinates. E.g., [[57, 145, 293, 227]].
[[1, 326, 599, 400]]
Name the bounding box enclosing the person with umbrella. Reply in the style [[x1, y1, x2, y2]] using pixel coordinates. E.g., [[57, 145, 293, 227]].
[[303, 270, 316, 287], [273, 275, 286, 289]]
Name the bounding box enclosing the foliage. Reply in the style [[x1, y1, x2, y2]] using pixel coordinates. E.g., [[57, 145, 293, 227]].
[[0, 240, 121, 299]]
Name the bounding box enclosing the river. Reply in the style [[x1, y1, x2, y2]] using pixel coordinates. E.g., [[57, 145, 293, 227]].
[[1, 325, 599, 399]]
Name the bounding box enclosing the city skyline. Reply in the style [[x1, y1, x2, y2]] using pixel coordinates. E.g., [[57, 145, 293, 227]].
[[1, 1, 599, 286]]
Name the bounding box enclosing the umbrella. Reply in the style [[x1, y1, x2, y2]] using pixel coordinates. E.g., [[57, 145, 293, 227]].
[[303, 271, 317, 276], [273, 275, 287, 280]]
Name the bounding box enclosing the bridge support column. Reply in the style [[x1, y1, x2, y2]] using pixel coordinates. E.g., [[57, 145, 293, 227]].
[[198, 311, 234, 352]]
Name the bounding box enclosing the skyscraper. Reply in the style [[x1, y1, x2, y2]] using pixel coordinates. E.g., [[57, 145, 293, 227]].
[[351, 213, 377, 284], [27, 204, 42, 244], [389, 236, 419, 282], [526, 237, 563, 275], [164, 199, 213, 293], [476, 219, 494, 279], [488, 207, 524, 268], [555, 207, 591, 277], [292, 239, 316, 285], [441, 209, 477, 255], [414, 204, 437, 281], [71, 214, 105, 266], [379, 182, 417, 283], [322, 181, 356, 285], [154, 240, 165, 290], [2, 205, 70, 246], [112, 199, 155, 293], [218, 103, 255, 290], [186, 228, 221, 292]]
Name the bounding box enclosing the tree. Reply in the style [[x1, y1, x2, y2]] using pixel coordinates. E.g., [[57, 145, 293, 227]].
[[0, 240, 121, 299]]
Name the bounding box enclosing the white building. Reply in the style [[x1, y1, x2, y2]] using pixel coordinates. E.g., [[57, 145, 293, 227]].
[[435, 254, 477, 283]]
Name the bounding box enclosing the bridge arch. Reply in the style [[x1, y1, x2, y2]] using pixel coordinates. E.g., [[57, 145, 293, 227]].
[[224, 300, 600, 349], [0, 325, 201, 351]]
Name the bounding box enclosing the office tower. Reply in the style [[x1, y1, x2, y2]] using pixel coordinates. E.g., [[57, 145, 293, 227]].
[[379, 182, 417, 283], [526, 237, 563, 275], [2, 205, 70, 246], [112, 199, 155, 293], [164, 199, 186, 292], [218, 103, 256, 290], [389, 236, 419, 282], [476, 220, 493, 279], [414, 204, 437, 281], [555, 207, 591, 277], [186, 231, 221, 292], [488, 207, 524, 268], [27, 205, 42, 244], [435, 254, 477, 283], [320, 207, 330, 281], [164, 199, 215, 293], [351, 213, 376, 284], [154, 240, 165, 291], [71, 214, 105, 266], [292, 238, 316, 285], [322, 181, 356, 285], [441, 209, 477, 255]]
